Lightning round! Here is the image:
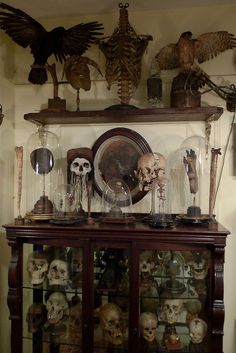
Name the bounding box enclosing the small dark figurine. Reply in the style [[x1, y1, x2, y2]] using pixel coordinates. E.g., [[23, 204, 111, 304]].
[[0, 2, 103, 84], [98, 249, 128, 290]]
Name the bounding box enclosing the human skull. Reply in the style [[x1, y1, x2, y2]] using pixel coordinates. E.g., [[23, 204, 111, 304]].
[[69, 248, 83, 274], [161, 299, 184, 324], [136, 152, 166, 191], [70, 157, 92, 177], [47, 259, 69, 287], [188, 251, 210, 280], [46, 292, 68, 325], [139, 251, 156, 281], [98, 303, 124, 346], [68, 248, 83, 288], [67, 302, 82, 340], [139, 312, 158, 342], [26, 303, 47, 333], [189, 318, 207, 344], [27, 251, 48, 285]]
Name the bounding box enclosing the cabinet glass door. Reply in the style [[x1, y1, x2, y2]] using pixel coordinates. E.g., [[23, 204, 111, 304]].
[[138, 248, 211, 353], [23, 244, 83, 353], [93, 246, 129, 353]]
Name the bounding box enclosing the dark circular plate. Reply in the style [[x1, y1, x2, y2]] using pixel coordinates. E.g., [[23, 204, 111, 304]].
[[92, 127, 152, 205]]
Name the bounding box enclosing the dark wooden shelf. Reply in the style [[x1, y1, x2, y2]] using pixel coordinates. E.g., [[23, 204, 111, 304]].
[[24, 106, 223, 125]]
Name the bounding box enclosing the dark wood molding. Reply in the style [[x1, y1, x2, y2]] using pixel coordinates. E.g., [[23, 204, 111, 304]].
[[24, 106, 224, 126]]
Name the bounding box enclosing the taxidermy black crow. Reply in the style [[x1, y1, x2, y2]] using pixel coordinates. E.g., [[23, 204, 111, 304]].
[[0, 2, 103, 84]]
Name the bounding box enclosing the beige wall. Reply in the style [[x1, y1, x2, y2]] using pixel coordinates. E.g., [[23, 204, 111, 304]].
[[0, 34, 15, 353], [1, 3, 236, 353]]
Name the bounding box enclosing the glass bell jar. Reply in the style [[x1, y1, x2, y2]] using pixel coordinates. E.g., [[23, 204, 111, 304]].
[[168, 135, 210, 224], [100, 178, 134, 223], [52, 184, 78, 224], [26, 126, 62, 221], [148, 176, 173, 228]]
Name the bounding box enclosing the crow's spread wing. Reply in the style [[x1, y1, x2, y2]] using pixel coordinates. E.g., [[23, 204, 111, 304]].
[[155, 43, 179, 70], [0, 2, 46, 52], [195, 31, 236, 63], [56, 21, 104, 61]]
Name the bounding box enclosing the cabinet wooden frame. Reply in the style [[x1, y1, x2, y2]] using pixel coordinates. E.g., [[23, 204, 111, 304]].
[[3, 219, 230, 353]]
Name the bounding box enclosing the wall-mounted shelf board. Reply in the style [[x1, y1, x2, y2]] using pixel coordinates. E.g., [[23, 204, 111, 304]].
[[24, 106, 223, 125]]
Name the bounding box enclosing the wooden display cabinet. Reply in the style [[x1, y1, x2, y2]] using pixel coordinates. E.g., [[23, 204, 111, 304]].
[[4, 219, 230, 353]]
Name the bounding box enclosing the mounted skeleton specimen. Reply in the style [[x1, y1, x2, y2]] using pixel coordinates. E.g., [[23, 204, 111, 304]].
[[98, 3, 152, 106]]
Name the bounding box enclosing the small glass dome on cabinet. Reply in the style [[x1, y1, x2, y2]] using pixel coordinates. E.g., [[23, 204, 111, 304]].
[[26, 126, 62, 221], [100, 178, 134, 223], [148, 177, 173, 228], [52, 184, 79, 223]]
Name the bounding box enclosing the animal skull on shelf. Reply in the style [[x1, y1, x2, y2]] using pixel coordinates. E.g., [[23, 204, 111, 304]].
[[27, 251, 48, 285], [136, 152, 166, 191], [46, 292, 68, 325], [98, 303, 124, 346], [47, 259, 69, 287], [70, 157, 92, 177], [189, 318, 207, 344], [160, 299, 184, 324], [26, 303, 47, 333], [139, 312, 158, 342]]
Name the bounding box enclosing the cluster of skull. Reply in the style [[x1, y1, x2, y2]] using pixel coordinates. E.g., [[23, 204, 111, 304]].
[[70, 157, 92, 177], [27, 251, 48, 285], [27, 251, 70, 288], [26, 302, 47, 333], [189, 318, 207, 344], [160, 299, 184, 324], [46, 291, 69, 325], [139, 250, 157, 282], [68, 247, 83, 288], [98, 303, 124, 346], [136, 152, 166, 191], [187, 251, 210, 280], [47, 259, 69, 287], [139, 312, 158, 342]]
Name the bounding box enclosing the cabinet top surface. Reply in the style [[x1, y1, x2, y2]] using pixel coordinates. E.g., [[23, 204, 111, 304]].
[[3, 219, 230, 242]]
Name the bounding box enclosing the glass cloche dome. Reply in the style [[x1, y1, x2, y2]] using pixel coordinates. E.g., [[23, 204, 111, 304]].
[[26, 126, 62, 221], [100, 178, 134, 223]]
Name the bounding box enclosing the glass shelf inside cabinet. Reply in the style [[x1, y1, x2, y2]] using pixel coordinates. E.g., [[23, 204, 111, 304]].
[[93, 247, 129, 352], [23, 244, 83, 353], [138, 249, 210, 353]]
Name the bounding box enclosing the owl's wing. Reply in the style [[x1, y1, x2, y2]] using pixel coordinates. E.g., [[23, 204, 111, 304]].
[[195, 31, 236, 64], [155, 43, 179, 70], [58, 21, 103, 59], [0, 2, 46, 50]]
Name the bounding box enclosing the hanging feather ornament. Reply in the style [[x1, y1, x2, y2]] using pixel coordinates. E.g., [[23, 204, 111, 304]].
[[98, 3, 152, 107]]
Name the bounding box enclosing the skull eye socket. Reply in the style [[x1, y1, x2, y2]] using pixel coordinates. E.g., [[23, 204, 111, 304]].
[[83, 162, 90, 168], [72, 162, 79, 168]]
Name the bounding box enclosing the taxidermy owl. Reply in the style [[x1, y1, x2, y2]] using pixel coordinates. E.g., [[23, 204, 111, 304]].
[[155, 31, 236, 73], [0, 2, 103, 84]]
